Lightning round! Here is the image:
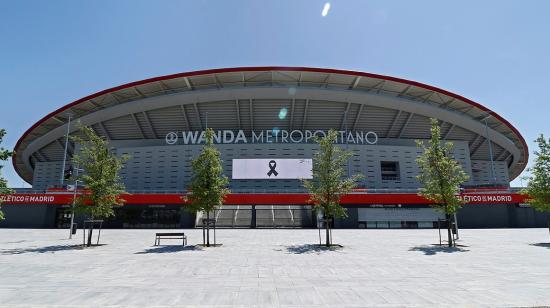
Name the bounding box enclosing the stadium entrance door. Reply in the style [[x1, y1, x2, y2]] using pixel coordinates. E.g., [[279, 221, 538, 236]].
[[197, 205, 314, 228]]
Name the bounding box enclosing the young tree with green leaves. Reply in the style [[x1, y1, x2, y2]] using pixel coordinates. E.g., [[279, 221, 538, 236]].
[[303, 129, 362, 247], [521, 134, 550, 237], [185, 128, 230, 247], [70, 125, 129, 246], [416, 118, 469, 247], [0, 129, 14, 220]]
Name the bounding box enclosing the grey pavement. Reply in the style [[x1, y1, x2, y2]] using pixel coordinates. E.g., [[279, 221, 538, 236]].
[[0, 228, 549, 307]]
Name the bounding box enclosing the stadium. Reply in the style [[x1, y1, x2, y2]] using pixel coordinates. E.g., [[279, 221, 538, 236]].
[[1, 67, 547, 229]]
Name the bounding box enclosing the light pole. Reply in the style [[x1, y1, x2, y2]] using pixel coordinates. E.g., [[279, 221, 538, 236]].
[[60, 113, 73, 187]]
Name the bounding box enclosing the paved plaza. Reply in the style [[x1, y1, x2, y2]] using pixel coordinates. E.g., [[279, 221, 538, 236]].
[[0, 228, 549, 307]]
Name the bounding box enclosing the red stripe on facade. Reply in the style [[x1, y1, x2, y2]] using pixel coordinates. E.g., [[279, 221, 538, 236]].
[[0, 192, 528, 206]]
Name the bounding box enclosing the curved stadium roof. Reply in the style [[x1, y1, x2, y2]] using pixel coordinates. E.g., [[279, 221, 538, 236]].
[[13, 67, 528, 184]]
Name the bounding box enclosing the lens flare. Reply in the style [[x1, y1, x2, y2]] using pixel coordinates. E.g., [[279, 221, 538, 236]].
[[288, 87, 297, 96], [279, 108, 288, 120], [322, 3, 331, 17]]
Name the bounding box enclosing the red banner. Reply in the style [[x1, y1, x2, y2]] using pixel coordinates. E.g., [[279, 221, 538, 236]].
[[1, 192, 528, 206]]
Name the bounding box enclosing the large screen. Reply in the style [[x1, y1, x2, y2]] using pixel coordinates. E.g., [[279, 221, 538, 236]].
[[232, 158, 313, 179]]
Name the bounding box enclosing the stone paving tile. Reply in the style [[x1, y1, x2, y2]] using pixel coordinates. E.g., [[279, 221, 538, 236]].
[[1, 228, 550, 307]]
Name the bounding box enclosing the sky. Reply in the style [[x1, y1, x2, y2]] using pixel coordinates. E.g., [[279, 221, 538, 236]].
[[0, 0, 549, 188]]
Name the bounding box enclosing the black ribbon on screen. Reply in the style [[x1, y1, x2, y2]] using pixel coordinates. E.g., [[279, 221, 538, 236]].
[[267, 160, 278, 177]]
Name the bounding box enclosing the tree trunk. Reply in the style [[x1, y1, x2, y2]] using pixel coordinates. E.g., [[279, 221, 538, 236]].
[[87, 226, 93, 247], [325, 218, 330, 247], [206, 211, 210, 247], [446, 214, 453, 247]]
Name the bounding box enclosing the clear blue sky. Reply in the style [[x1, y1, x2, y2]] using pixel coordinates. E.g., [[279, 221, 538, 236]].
[[1, 0, 549, 187]]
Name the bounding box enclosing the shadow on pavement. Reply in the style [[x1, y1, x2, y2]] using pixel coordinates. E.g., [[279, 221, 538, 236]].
[[530, 243, 550, 249], [0, 244, 84, 255], [280, 244, 344, 254], [409, 244, 469, 255], [135, 245, 203, 254]]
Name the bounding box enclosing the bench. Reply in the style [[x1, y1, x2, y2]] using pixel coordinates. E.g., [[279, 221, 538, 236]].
[[154, 232, 187, 246]]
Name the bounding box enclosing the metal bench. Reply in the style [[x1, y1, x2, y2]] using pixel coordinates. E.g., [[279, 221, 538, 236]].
[[154, 232, 187, 246]]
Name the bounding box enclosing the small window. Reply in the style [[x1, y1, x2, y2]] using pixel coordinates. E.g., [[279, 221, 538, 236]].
[[381, 161, 400, 181]]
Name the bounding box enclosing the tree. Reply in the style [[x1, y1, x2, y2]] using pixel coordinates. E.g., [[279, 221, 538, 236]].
[[185, 128, 230, 247], [0, 129, 14, 220], [416, 118, 469, 247], [521, 134, 550, 237], [70, 125, 128, 246], [303, 129, 362, 247]]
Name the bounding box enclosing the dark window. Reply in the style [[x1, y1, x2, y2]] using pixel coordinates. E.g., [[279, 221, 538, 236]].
[[380, 161, 400, 181]]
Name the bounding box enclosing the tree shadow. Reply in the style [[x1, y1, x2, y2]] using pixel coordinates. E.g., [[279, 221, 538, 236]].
[[279, 244, 344, 255], [409, 244, 470, 255], [0, 244, 84, 255], [135, 245, 203, 254], [1, 240, 26, 244], [530, 243, 550, 249]]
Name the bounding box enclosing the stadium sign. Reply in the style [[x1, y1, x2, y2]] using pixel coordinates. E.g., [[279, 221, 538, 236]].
[[165, 129, 378, 145]]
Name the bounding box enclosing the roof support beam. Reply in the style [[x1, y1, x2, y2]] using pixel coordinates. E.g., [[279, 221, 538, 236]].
[[249, 99, 254, 131], [352, 104, 364, 131], [289, 99, 295, 131], [179, 105, 190, 130], [398, 113, 414, 138], [34, 151, 47, 162], [495, 148, 509, 161], [193, 103, 203, 130], [235, 99, 241, 130], [130, 113, 146, 139], [322, 74, 331, 88], [56, 139, 66, 150], [371, 80, 386, 93], [109, 93, 121, 104], [469, 135, 482, 148], [213, 74, 223, 88], [142, 111, 158, 139], [340, 102, 351, 130], [157, 80, 169, 91], [420, 91, 435, 102], [298, 72, 303, 86], [32, 153, 43, 163], [51, 116, 65, 124], [440, 97, 456, 109], [55, 139, 72, 156], [503, 153, 513, 166], [397, 85, 412, 97], [88, 100, 102, 110], [349, 76, 361, 89], [443, 124, 455, 140], [470, 136, 485, 157], [302, 99, 309, 130], [97, 122, 112, 140], [184, 77, 194, 91], [386, 110, 402, 137], [494, 147, 507, 161], [133, 87, 146, 98]]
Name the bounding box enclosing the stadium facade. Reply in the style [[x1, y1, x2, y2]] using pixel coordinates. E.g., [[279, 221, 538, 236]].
[[1, 67, 548, 229]]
